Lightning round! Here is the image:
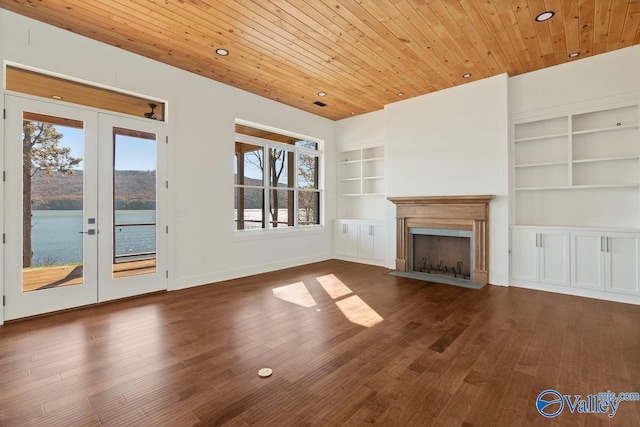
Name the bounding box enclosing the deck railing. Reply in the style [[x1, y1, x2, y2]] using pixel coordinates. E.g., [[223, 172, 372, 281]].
[[113, 222, 156, 263]]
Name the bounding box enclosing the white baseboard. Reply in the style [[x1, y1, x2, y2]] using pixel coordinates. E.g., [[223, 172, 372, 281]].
[[510, 279, 640, 306], [171, 252, 333, 291]]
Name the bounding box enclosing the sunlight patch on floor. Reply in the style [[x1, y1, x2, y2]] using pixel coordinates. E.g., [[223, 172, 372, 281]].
[[316, 274, 352, 299], [272, 282, 317, 307], [335, 295, 384, 328]]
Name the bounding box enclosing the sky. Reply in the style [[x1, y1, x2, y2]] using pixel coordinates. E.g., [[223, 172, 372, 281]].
[[59, 125, 157, 171]]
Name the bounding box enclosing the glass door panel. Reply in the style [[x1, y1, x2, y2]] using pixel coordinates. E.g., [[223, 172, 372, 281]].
[[22, 112, 85, 292], [112, 127, 157, 278], [4, 96, 98, 320]]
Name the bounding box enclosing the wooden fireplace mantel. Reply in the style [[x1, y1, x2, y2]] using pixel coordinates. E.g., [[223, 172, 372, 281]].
[[388, 195, 493, 285]]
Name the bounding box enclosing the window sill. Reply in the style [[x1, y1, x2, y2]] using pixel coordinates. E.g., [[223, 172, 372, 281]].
[[233, 224, 326, 241]]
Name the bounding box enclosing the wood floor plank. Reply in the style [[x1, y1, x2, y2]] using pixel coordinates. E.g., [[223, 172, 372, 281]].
[[1, 260, 639, 426]]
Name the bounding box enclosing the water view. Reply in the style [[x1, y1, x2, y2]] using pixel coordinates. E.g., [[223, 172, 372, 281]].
[[31, 210, 156, 266]]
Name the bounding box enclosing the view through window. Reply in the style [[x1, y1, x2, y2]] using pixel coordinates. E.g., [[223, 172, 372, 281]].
[[234, 123, 321, 231]]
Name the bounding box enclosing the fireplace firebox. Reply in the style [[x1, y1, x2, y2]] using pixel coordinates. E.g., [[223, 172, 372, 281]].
[[388, 195, 493, 288], [410, 228, 472, 283]]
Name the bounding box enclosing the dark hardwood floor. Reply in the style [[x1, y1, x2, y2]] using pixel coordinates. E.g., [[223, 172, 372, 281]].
[[1, 259, 639, 426]]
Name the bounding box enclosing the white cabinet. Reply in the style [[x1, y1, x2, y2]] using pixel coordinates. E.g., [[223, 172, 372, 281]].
[[572, 231, 640, 295], [511, 228, 570, 286], [358, 223, 385, 261], [334, 221, 358, 257], [511, 227, 640, 302], [334, 220, 385, 265]]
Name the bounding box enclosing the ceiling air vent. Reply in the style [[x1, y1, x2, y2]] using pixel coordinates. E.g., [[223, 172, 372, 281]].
[[313, 101, 327, 107]]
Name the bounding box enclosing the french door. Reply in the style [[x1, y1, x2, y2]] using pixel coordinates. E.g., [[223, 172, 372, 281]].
[[3, 95, 167, 320]]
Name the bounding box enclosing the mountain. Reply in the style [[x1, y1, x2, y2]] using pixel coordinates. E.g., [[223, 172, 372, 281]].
[[31, 170, 156, 210]]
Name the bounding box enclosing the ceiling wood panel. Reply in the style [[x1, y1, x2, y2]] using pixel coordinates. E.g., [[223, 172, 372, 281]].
[[1, 0, 639, 120]]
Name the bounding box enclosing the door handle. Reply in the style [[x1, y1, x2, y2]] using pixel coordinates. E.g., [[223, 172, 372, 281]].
[[79, 229, 96, 235]]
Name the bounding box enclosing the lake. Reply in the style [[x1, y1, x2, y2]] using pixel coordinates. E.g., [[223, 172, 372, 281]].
[[31, 210, 156, 266]]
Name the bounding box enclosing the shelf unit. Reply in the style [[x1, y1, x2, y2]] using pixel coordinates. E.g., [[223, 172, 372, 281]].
[[512, 103, 640, 227], [338, 146, 385, 196]]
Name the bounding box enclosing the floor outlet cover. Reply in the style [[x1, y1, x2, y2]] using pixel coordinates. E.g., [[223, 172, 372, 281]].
[[258, 368, 273, 378]]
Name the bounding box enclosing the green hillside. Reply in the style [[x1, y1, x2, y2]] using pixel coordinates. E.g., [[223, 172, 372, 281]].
[[31, 170, 156, 210]]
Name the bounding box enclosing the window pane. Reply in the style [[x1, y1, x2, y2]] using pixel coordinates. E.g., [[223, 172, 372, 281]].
[[298, 153, 319, 189], [295, 140, 318, 150], [235, 187, 264, 230], [270, 189, 294, 228], [298, 191, 320, 226], [235, 143, 263, 185], [269, 149, 290, 187]]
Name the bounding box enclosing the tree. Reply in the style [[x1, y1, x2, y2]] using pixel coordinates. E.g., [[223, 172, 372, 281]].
[[246, 147, 288, 227], [297, 152, 319, 225], [23, 121, 81, 267]]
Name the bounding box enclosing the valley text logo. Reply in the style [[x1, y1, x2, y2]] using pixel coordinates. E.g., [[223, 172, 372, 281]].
[[536, 389, 640, 418]]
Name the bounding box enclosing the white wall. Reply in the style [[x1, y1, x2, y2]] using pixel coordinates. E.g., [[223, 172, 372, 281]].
[[509, 45, 640, 116], [385, 74, 510, 286], [0, 9, 336, 314]]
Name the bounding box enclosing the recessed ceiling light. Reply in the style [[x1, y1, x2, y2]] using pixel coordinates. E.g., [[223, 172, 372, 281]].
[[351, 112, 356, 115], [535, 11, 555, 22], [568, 51, 580, 58], [51, 95, 63, 100], [215, 48, 229, 56], [317, 92, 327, 97], [462, 73, 472, 78], [397, 92, 404, 97]]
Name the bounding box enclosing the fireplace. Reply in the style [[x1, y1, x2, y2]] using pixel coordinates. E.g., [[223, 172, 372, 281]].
[[388, 195, 492, 288]]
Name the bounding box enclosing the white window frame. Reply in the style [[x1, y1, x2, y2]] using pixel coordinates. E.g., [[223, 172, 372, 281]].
[[234, 128, 322, 232]]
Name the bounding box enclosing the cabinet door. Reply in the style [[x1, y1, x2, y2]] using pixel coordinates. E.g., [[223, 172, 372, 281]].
[[335, 222, 358, 257], [371, 224, 386, 261], [358, 223, 385, 261], [334, 222, 348, 256], [605, 233, 640, 295], [571, 232, 604, 290], [511, 229, 539, 282], [539, 231, 570, 286]]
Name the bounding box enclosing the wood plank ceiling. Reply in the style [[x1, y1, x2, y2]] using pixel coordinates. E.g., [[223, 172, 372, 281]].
[[2, 0, 640, 121]]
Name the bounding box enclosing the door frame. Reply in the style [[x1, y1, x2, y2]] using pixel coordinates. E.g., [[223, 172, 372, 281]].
[[2, 93, 169, 321]]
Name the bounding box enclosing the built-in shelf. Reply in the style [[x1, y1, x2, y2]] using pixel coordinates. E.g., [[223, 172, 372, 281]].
[[515, 161, 569, 168], [572, 124, 639, 135], [338, 146, 385, 196], [513, 103, 640, 227], [339, 160, 361, 165], [514, 132, 569, 143], [516, 184, 640, 191], [572, 156, 640, 164]]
